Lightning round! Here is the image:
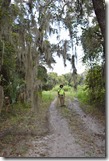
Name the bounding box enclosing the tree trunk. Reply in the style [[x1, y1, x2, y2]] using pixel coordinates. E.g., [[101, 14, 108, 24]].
[[25, 44, 33, 104], [31, 85, 39, 113], [0, 86, 4, 113], [31, 57, 40, 113], [25, 43, 39, 112], [92, 0, 105, 39], [92, 0, 105, 73], [92, 0, 106, 79]]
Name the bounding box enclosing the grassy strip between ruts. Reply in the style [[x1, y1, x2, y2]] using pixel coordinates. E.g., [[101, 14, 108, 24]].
[[0, 91, 56, 157]]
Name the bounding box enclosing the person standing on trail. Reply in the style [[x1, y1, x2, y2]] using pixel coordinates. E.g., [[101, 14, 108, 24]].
[[58, 84, 65, 106]]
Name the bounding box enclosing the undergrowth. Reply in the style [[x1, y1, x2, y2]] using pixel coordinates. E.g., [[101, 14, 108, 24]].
[[0, 90, 55, 157]]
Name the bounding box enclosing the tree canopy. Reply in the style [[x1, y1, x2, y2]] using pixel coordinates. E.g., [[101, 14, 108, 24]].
[[0, 0, 105, 113]]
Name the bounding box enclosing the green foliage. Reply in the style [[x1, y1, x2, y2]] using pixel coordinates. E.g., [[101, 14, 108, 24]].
[[75, 85, 89, 104], [80, 22, 105, 113], [42, 91, 56, 102], [52, 85, 59, 91], [75, 65, 105, 112], [37, 65, 47, 83], [43, 72, 85, 92], [0, 40, 19, 102], [85, 65, 105, 111], [52, 85, 72, 92], [65, 89, 75, 100], [81, 25, 103, 64], [0, 90, 55, 157], [42, 72, 59, 91], [0, 0, 105, 116], [63, 85, 72, 91]]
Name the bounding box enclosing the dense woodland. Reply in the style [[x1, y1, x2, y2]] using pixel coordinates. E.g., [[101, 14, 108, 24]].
[[0, 0, 105, 114]]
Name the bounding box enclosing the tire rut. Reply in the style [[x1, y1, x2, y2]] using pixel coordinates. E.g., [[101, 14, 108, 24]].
[[24, 97, 106, 158], [47, 98, 86, 157]]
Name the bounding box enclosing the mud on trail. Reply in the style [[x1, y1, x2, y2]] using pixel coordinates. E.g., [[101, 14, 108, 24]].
[[24, 97, 105, 158]]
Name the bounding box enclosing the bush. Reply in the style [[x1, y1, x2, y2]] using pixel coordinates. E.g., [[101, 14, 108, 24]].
[[52, 85, 60, 92], [42, 91, 56, 102], [52, 85, 72, 92], [85, 65, 105, 112], [76, 85, 89, 104], [63, 85, 72, 91]]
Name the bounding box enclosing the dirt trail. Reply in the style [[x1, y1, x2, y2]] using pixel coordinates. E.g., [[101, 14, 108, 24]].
[[25, 97, 105, 157], [47, 98, 85, 157], [68, 98, 105, 135]]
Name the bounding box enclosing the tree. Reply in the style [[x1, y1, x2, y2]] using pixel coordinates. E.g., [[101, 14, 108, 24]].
[[81, 25, 103, 65], [0, 0, 106, 113], [91, 0, 105, 40], [85, 65, 105, 112], [81, 19, 105, 111], [0, 0, 17, 111]]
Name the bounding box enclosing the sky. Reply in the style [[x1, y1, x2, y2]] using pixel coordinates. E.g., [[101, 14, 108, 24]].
[[11, 0, 86, 76], [47, 49, 85, 76], [47, 26, 86, 75]]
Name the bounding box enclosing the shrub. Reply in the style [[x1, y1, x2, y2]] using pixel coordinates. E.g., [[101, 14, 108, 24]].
[[76, 85, 89, 104], [52, 85, 72, 92]]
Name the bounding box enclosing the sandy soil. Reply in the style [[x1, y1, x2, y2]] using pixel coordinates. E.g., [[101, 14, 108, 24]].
[[47, 98, 85, 157], [24, 97, 105, 158]]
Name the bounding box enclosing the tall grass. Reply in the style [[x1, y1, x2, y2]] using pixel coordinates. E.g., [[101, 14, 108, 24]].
[[42, 90, 57, 103], [52, 85, 72, 92], [52, 85, 75, 100], [42, 85, 89, 105], [75, 85, 89, 104], [65, 89, 75, 100]]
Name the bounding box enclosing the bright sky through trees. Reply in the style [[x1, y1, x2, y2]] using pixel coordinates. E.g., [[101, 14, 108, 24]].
[[11, 0, 85, 76], [47, 24, 85, 75], [47, 48, 85, 75]]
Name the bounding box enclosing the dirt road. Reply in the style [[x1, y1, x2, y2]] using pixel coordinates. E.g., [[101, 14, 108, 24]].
[[48, 98, 85, 157], [25, 97, 105, 158]]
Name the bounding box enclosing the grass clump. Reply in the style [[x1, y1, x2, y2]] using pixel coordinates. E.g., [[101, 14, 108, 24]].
[[42, 90, 56, 103], [75, 85, 89, 104]]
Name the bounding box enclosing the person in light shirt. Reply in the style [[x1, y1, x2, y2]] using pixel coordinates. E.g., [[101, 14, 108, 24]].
[[58, 84, 65, 106]]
